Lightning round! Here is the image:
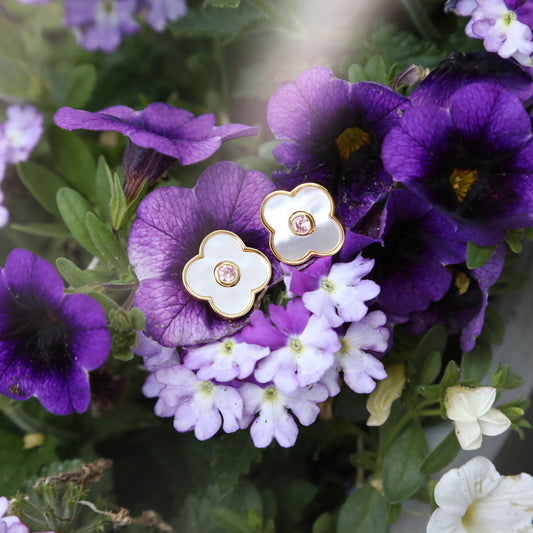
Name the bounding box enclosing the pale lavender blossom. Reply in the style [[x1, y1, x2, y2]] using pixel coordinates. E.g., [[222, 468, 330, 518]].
[[144, 0, 187, 32], [287, 256, 380, 327], [240, 299, 341, 394], [16, 0, 49, 4], [64, 0, 142, 53], [336, 311, 388, 393], [239, 382, 328, 448], [183, 337, 269, 382], [155, 365, 243, 440], [0, 190, 8, 228], [1, 104, 43, 167]]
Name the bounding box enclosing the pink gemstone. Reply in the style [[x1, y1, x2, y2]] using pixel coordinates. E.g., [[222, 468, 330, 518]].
[[291, 213, 312, 235], [216, 262, 239, 285]]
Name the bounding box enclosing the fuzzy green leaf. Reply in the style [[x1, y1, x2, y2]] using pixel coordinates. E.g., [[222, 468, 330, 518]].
[[50, 129, 96, 199], [413, 325, 447, 368], [382, 423, 428, 504], [56, 187, 100, 257], [17, 162, 69, 217], [56, 257, 96, 288], [420, 430, 460, 475], [480, 306, 505, 346], [347, 63, 367, 83], [466, 241, 496, 269], [364, 55, 388, 84], [462, 343, 493, 383], [94, 156, 112, 223], [337, 484, 388, 533], [66, 63, 97, 108], [418, 350, 442, 385], [10, 223, 70, 239], [86, 212, 129, 272]]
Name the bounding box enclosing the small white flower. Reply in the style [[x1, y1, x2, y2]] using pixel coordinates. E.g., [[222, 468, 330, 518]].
[[260, 183, 344, 265], [427, 456, 533, 533], [182, 230, 271, 318], [445, 386, 511, 450]]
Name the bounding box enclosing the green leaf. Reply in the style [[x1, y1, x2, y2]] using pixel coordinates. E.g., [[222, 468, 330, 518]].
[[88, 291, 119, 314], [56, 187, 100, 257], [86, 212, 129, 272], [505, 229, 524, 253], [413, 325, 447, 368], [94, 156, 112, 223], [418, 350, 442, 385], [50, 129, 96, 199], [364, 55, 388, 85], [211, 509, 252, 533], [337, 484, 388, 533], [66, 63, 97, 108], [56, 257, 96, 288], [466, 241, 496, 269], [480, 306, 505, 346], [10, 223, 70, 239], [313, 513, 335, 533], [17, 162, 69, 217], [0, 54, 34, 99], [461, 343, 492, 383], [440, 361, 460, 389], [206, 0, 241, 6], [382, 423, 428, 504], [525, 227, 533, 240], [420, 430, 460, 475], [0, 17, 27, 60], [347, 63, 367, 83], [491, 364, 524, 390]]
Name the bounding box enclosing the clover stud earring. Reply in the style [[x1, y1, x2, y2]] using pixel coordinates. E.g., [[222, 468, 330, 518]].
[[260, 183, 345, 265], [182, 230, 271, 319]]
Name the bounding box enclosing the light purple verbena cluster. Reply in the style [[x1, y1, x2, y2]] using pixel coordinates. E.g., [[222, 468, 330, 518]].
[[0, 496, 54, 533], [0, 104, 44, 227], [62, 0, 187, 52], [447, 0, 533, 66]]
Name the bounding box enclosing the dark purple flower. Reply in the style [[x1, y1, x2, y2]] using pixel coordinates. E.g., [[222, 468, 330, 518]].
[[383, 83, 533, 246], [127, 161, 277, 347], [64, 0, 142, 53], [0, 249, 111, 415], [267, 67, 409, 228], [53, 103, 259, 201], [408, 245, 505, 352], [410, 51, 533, 106], [361, 189, 468, 317]]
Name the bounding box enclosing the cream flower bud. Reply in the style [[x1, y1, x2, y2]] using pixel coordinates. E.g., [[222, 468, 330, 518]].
[[366, 363, 405, 426]]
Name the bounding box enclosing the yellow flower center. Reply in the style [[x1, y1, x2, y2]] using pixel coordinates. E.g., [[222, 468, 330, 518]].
[[454, 271, 470, 295], [462, 498, 481, 529], [335, 127, 371, 161], [289, 337, 304, 354], [503, 10, 516, 26], [449, 168, 478, 202], [264, 385, 278, 401]]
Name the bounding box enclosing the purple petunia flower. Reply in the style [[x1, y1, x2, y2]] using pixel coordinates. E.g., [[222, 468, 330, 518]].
[[64, 0, 142, 53], [286, 255, 380, 327], [409, 51, 533, 106], [409, 245, 505, 352], [267, 67, 409, 228], [360, 189, 468, 317], [239, 382, 328, 448], [383, 83, 533, 246], [54, 103, 259, 201], [155, 364, 243, 440], [143, 0, 187, 32], [0, 250, 111, 415], [0, 496, 54, 533], [240, 299, 341, 393], [128, 161, 277, 347]]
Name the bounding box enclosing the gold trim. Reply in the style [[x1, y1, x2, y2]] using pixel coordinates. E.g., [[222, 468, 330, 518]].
[[260, 182, 345, 266], [182, 230, 271, 319], [288, 211, 316, 236], [214, 261, 241, 287]]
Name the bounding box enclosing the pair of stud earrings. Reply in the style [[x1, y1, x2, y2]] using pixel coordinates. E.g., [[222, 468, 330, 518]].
[[182, 182, 345, 319]]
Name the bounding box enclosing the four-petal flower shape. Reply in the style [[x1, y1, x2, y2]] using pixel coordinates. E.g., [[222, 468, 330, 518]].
[[260, 183, 345, 265], [183, 230, 271, 319]]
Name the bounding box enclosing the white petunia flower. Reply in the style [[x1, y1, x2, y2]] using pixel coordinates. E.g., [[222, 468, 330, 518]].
[[183, 230, 271, 318], [427, 455, 533, 532], [445, 386, 511, 450], [260, 182, 344, 265]]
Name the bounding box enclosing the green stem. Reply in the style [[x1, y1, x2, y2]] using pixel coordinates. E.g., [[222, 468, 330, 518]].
[[401, 0, 441, 41], [418, 408, 442, 417], [213, 37, 230, 116]]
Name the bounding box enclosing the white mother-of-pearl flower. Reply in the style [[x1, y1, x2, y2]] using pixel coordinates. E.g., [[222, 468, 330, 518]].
[[260, 183, 344, 265], [182, 230, 271, 319]]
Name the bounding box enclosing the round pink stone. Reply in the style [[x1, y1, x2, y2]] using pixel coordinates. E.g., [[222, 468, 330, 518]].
[[290, 213, 312, 235], [216, 262, 239, 286]]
